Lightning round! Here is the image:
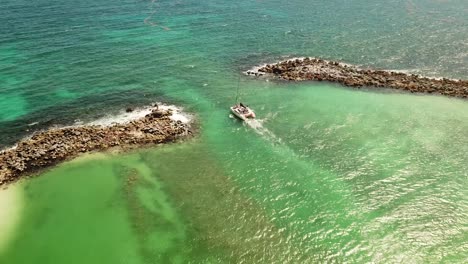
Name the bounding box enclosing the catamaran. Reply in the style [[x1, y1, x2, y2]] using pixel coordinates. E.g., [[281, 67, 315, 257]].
[[231, 76, 255, 121], [230, 71, 256, 121], [230, 103, 256, 121]]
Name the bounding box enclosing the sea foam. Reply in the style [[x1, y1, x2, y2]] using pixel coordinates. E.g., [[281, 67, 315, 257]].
[[86, 103, 192, 127], [0, 103, 192, 153]]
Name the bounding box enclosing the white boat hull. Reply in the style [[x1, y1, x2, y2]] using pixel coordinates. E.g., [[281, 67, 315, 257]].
[[230, 106, 255, 121]]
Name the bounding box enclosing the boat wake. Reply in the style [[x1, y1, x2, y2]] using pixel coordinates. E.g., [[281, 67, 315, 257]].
[[244, 118, 281, 144]]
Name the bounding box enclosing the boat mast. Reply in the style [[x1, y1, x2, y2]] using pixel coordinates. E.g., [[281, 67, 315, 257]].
[[235, 70, 241, 104]]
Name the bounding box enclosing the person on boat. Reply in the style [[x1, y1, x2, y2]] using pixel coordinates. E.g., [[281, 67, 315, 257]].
[[231, 102, 255, 119], [234, 103, 245, 111], [237, 102, 248, 113]]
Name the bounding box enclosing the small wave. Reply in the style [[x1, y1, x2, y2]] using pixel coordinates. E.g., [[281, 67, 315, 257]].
[[27, 122, 39, 127], [86, 107, 153, 127], [158, 104, 192, 124], [0, 144, 17, 154]]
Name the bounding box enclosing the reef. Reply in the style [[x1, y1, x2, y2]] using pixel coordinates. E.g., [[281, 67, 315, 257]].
[[246, 57, 468, 98], [0, 106, 192, 186]]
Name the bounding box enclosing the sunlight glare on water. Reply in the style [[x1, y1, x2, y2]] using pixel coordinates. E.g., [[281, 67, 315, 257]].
[[0, 0, 467, 263]]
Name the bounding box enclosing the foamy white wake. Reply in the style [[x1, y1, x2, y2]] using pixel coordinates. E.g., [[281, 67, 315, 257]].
[[245, 118, 281, 144]]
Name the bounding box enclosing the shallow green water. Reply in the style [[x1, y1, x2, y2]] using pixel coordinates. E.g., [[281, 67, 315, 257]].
[[1, 0, 467, 263]]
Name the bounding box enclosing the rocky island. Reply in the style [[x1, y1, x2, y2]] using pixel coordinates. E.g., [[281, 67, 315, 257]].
[[247, 57, 468, 98], [0, 106, 192, 186]]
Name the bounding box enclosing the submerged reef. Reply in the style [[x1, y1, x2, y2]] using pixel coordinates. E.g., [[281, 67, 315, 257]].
[[247, 57, 468, 98], [0, 106, 192, 186]]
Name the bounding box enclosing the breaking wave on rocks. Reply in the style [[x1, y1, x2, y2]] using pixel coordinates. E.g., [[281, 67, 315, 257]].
[[246, 57, 468, 99], [246, 57, 463, 82], [1, 104, 192, 153], [0, 103, 193, 186], [86, 104, 192, 127]]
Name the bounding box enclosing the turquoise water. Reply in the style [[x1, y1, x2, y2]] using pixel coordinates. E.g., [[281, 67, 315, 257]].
[[1, 0, 467, 263]]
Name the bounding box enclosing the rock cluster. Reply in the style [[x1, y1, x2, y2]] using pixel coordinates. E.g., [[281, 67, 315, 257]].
[[247, 58, 468, 98], [0, 107, 192, 186]]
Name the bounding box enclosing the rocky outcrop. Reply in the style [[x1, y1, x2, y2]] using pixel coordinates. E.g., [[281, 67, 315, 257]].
[[0, 107, 192, 186], [246, 58, 468, 98]]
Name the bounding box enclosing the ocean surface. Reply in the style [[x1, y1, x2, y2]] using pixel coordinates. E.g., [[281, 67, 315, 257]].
[[1, 0, 467, 263]]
